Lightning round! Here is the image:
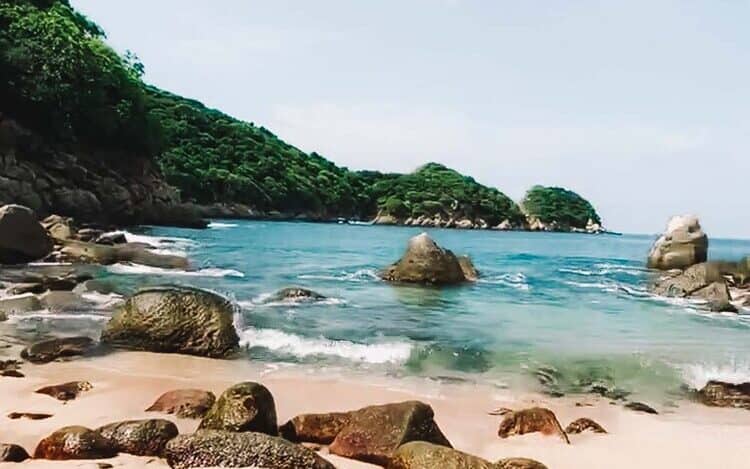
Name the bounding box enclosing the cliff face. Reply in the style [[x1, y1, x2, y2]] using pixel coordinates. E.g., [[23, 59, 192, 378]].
[[0, 113, 202, 227]]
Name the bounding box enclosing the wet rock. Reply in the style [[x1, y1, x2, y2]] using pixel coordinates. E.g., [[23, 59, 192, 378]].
[[164, 430, 335, 469], [38, 291, 89, 312], [95, 232, 127, 245], [96, 419, 178, 457], [6, 272, 92, 295], [60, 239, 188, 269], [387, 441, 494, 469], [651, 262, 738, 312], [8, 412, 53, 420], [647, 215, 708, 270], [41, 214, 75, 241], [329, 400, 451, 466], [1, 369, 24, 377], [564, 417, 607, 434], [697, 381, 750, 410], [267, 287, 326, 303], [692, 281, 737, 313], [146, 389, 216, 419], [279, 412, 352, 444], [624, 401, 658, 414], [199, 382, 277, 434], [496, 458, 549, 469], [36, 381, 92, 401], [21, 336, 95, 363], [457, 255, 479, 281], [588, 384, 631, 401], [497, 407, 570, 444], [0, 204, 53, 264], [0, 293, 42, 314], [34, 426, 117, 460], [0, 443, 30, 462], [101, 286, 239, 358], [380, 233, 469, 285]]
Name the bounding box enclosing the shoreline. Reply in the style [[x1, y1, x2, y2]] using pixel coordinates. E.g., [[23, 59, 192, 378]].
[[2, 349, 749, 468]]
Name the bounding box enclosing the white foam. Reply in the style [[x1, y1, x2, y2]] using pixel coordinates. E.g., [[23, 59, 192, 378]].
[[101, 230, 196, 254], [208, 222, 238, 229], [558, 268, 594, 276], [298, 269, 380, 283], [239, 292, 347, 309], [680, 360, 750, 389], [6, 310, 109, 323], [80, 291, 124, 308], [479, 273, 530, 290], [239, 327, 413, 364], [107, 263, 244, 278]]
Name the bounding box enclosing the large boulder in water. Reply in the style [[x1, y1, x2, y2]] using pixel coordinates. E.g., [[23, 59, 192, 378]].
[[199, 382, 278, 434], [329, 400, 451, 466], [100, 286, 239, 358], [0, 204, 53, 264], [34, 426, 117, 460], [647, 215, 708, 270], [380, 233, 470, 285], [165, 430, 335, 469], [651, 262, 737, 312]]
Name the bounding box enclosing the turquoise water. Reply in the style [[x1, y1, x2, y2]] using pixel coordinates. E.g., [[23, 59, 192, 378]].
[[13, 221, 750, 400]]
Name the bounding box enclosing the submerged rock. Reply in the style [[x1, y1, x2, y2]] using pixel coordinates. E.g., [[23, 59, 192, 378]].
[[146, 389, 216, 419], [165, 430, 335, 469], [96, 419, 178, 457], [267, 287, 326, 303], [496, 407, 569, 443], [36, 381, 92, 401], [697, 381, 750, 410], [21, 336, 95, 364], [100, 286, 239, 358], [387, 441, 494, 469], [199, 382, 277, 434], [380, 233, 470, 285], [279, 412, 352, 444], [564, 417, 607, 434], [647, 215, 708, 270], [0, 443, 30, 462], [0, 204, 53, 264], [34, 426, 117, 460], [329, 400, 451, 466]]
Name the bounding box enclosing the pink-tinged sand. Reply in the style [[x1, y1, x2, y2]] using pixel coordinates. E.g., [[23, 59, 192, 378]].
[[1, 350, 749, 468]]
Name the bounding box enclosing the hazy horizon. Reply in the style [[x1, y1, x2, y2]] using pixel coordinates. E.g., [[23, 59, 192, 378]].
[[71, 0, 749, 238]]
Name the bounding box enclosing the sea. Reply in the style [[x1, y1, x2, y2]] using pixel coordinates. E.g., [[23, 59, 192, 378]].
[[5, 220, 750, 402]]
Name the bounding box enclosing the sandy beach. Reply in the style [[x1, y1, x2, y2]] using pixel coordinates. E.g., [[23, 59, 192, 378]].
[[1, 348, 748, 469]]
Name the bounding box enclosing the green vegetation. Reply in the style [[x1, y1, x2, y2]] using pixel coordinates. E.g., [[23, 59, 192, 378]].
[[522, 186, 601, 229]]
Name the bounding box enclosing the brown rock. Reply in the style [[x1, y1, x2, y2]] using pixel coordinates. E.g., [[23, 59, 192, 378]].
[[0, 443, 30, 462], [146, 389, 216, 419], [36, 381, 92, 401], [497, 407, 569, 444], [329, 400, 451, 466], [34, 426, 117, 460], [380, 233, 468, 285], [697, 381, 750, 410], [8, 412, 53, 420], [199, 382, 277, 434], [496, 458, 549, 469], [279, 412, 352, 444], [564, 417, 607, 434], [0, 204, 53, 264], [624, 401, 658, 414], [387, 441, 494, 468], [21, 336, 95, 363], [457, 255, 479, 281], [647, 215, 708, 270], [96, 419, 178, 457]]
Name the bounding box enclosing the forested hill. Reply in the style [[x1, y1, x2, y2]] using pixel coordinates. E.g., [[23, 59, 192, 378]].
[[0, 0, 603, 231]]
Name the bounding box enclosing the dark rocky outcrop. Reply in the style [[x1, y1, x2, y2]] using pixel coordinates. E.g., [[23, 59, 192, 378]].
[[387, 441, 495, 469], [496, 407, 569, 443], [100, 286, 239, 358], [36, 381, 92, 402], [146, 389, 216, 419], [279, 412, 352, 444], [564, 417, 607, 434], [96, 419, 178, 457], [328, 400, 451, 466], [697, 381, 750, 410], [0, 443, 30, 463], [647, 215, 708, 270], [380, 233, 471, 285], [21, 336, 95, 364], [0, 204, 52, 264], [199, 382, 277, 434], [34, 426, 117, 460], [164, 430, 335, 469]]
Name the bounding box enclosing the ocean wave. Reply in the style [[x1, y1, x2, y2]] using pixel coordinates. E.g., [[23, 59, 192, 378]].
[[563, 280, 649, 297], [238, 293, 347, 309], [79, 291, 124, 308], [107, 263, 244, 278], [6, 310, 110, 323], [478, 273, 530, 290], [101, 230, 197, 255], [680, 360, 750, 389], [239, 327, 412, 364], [297, 269, 380, 283], [208, 222, 238, 229], [559, 264, 646, 277]]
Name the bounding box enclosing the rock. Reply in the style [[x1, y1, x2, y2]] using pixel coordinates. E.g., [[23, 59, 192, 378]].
[[624, 401, 658, 414], [74, 228, 105, 242], [1, 369, 23, 377], [457, 255, 479, 281], [455, 218, 474, 229], [0, 293, 42, 314], [0, 204, 53, 264], [41, 214, 75, 240], [199, 382, 277, 434], [95, 232, 127, 245], [647, 215, 708, 270], [100, 286, 239, 358], [564, 417, 607, 434], [388, 441, 494, 468], [146, 389, 216, 419], [267, 287, 326, 303], [373, 211, 399, 225], [497, 407, 569, 443], [495, 219, 513, 230], [96, 419, 178, 457], [8, 412, 53, 420], [651, 262, 737, 312], [164, 430, 335, 469], [33, 426, 117, 460], [329, 400, 451, 466], [380, 233, 468, 285], [60, 239, 188, 269], [279, 412, 352, 444], [496, 458, 549, 469], [38, 291, 89, 312], [692, 281, 737, 313], [697, 381, 750, 410], [0, 443, 30, 462], [36, 381, 92, 401], [21, 336, 95, 363], [6, 272, 91, 295]]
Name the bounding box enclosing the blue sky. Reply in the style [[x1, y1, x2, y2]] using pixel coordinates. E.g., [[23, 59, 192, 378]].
[[72, 0, 749, 237]]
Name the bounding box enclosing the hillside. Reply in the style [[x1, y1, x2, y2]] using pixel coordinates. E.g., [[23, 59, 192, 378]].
[[522, 185, 602, 231]]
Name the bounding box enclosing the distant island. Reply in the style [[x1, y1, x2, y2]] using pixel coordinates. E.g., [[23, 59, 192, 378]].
[[0, 1, 604, 233]]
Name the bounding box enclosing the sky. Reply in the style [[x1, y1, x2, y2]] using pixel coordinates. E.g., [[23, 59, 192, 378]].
[[71, 0, 749, 237]]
